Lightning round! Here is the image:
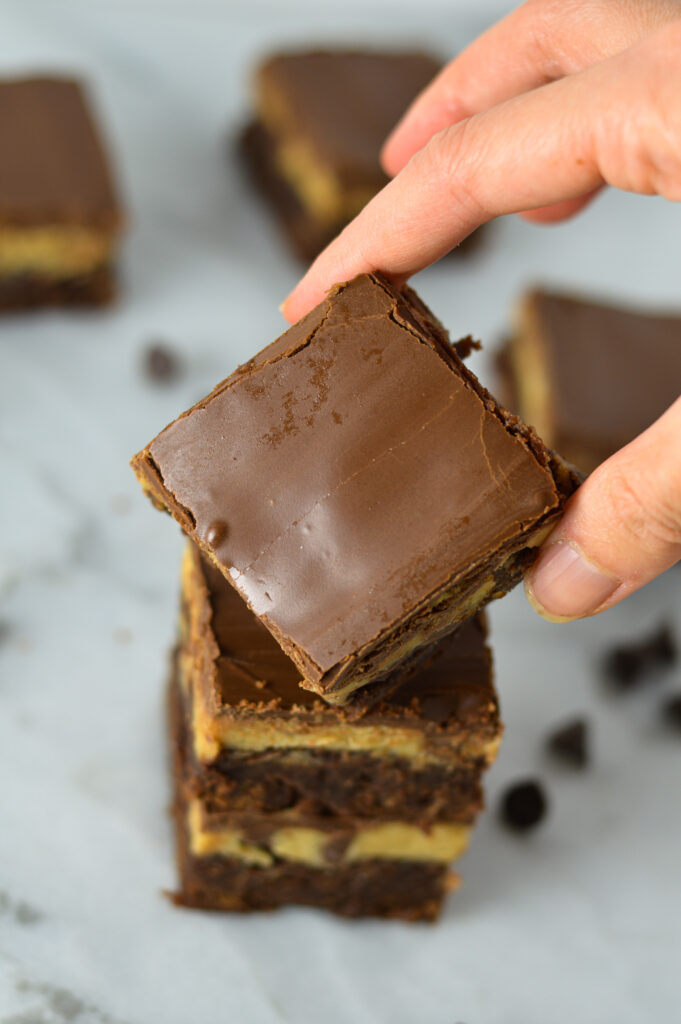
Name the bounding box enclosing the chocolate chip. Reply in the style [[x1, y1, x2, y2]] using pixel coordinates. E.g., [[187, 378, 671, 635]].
[[661, 693, 681, 731], [143, 343, 181, 384], [546, 717, 589, 768], [205, 519, 228, 546], [499, 780, 548, 832], [603, 623, 677, 690]]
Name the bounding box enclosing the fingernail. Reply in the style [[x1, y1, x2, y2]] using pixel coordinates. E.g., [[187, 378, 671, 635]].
[[525, 540, 620, 621]]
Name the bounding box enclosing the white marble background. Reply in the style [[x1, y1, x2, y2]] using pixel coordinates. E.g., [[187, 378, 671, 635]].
[[1, 1, 680, 1021]]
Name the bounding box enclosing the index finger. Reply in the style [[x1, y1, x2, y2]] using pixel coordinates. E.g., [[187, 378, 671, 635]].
[[382, 0, 677, 176]]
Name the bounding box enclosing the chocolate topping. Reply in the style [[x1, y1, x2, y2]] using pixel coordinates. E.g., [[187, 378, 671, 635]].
[[198, 548, 497, 730], [0, 76, 121, 228], [133, 274, 578, 696]]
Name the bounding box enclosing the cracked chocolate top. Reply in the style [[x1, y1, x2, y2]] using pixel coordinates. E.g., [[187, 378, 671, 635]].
[[133, 273, 572, 682], [0, 76, 121, 227]]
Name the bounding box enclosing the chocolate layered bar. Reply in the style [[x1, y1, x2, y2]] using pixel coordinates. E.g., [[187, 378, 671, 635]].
[[0, 76, 123, 309], [240, 50, 482, 261], [169, 543, 501, 920], [133, 273, 580, 705], [497, 289, 681, 474]]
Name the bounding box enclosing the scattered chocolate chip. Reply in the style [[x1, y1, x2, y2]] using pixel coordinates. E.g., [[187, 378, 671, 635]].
[[602, 623, 677, 690], [546, 717, 589, 768], [143, 343, 181, 384], [661, 693, 681, 731], [499, 780, 548, 832], [205, 519, 228, 546]]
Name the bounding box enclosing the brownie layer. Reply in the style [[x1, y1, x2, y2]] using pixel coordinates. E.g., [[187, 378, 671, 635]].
[[133, 273, 580, 704], [173, 811, 454, 921], [0, 264, 115, 310], [172, 671, 484, 823]]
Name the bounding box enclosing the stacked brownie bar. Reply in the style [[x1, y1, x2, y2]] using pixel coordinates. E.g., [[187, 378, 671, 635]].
[[171, 544, 500, 920], [0, 76, 123, 310], [134, 273, 580, 918]]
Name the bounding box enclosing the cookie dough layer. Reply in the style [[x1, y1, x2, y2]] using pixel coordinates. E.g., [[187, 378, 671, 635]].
[[174, 811, 456, 921], [0, 225, 115, 277], [188, 800, 470, 867]]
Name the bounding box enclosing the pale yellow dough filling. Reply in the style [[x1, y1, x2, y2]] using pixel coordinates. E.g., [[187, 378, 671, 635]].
[[188, 801, 470, 868], [510, 297, 554, 444], [256, 76, 376, 227], [0, 225, 115, 277]]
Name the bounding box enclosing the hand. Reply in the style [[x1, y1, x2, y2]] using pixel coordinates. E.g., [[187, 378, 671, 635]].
[[281, 0, 681, 621]]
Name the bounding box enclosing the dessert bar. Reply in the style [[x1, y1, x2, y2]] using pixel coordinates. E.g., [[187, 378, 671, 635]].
[[0, 76, 123, 309], [133, 273, 580, 704], [169, 543, 502, 920], [240, 50, 482, 261], [497, 288, 681, 473]]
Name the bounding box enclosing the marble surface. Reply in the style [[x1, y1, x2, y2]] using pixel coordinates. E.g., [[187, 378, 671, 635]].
[[1, 1, 681, 1021]]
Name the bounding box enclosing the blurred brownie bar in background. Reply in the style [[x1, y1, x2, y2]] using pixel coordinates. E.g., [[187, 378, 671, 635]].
[[0, 76, 124, 310], [239, 49, 482, 261], [133, 273, 580, 706], [497, 289, 681, 474]]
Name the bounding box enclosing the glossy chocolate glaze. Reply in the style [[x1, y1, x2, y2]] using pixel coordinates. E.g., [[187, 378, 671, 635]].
[[198, 548, 496, 729], [134, 274, 577, 692], [0, 76, 121, 227]]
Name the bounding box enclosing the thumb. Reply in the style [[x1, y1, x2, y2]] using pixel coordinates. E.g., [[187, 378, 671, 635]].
[[525, 396, 681, 621]]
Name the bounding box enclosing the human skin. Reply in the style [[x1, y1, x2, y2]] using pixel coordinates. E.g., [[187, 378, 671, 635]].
[[281, 0, 681, 623]]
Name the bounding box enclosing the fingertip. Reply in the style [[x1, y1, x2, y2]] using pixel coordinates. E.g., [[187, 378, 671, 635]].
[[279, 289, 305, 325], [380, 132, 408, 178], [523, 573, 579, 624]]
